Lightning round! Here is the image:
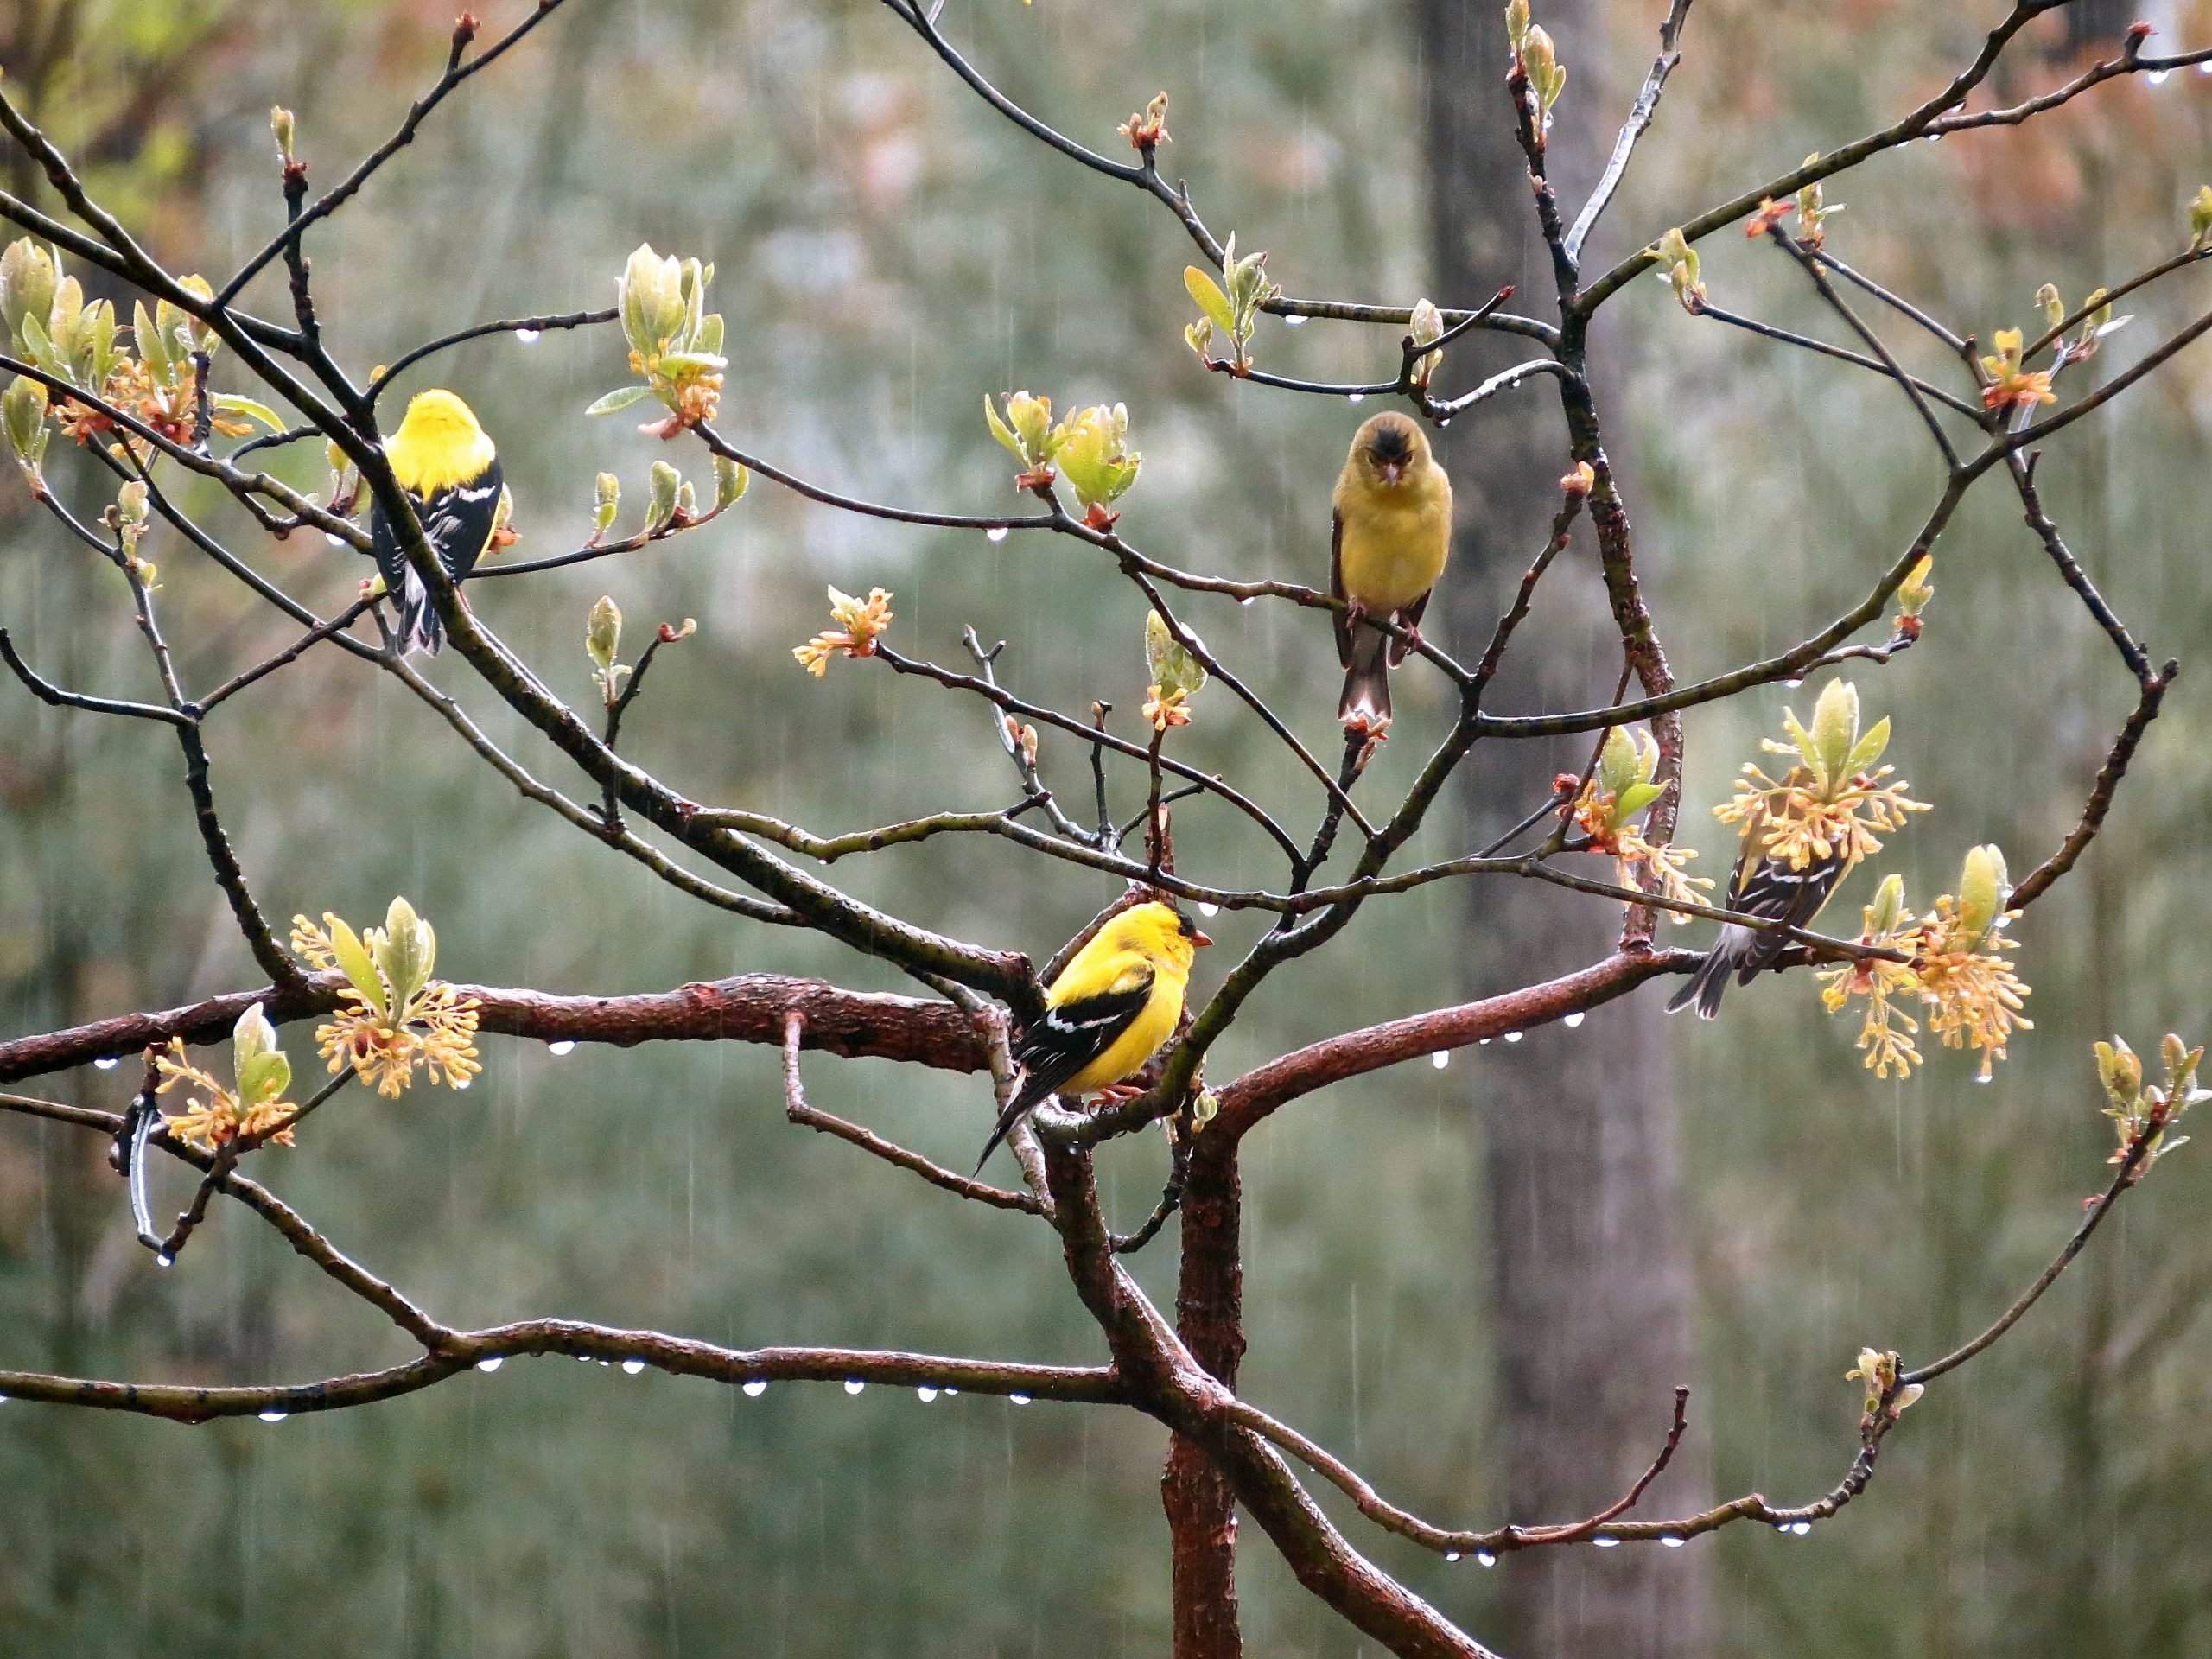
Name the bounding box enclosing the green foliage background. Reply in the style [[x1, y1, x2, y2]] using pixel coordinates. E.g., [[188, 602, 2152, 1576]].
[[2, 2, 2209, 1654]]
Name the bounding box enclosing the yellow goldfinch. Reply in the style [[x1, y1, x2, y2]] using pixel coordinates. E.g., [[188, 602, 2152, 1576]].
[[975, 901, 1211, 1172], [370, 389, 504, 656], [1666, 811, 1848, 1019], [1331, 410, 1452, 732]]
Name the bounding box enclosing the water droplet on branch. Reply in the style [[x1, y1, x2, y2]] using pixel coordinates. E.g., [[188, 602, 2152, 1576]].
[[622, 1358, 646, 1376], [1284, 315, 1307, 327], [547, 1040, 576, 1057], [1503, 1031, 1523, 1044], [1476, 1550, 1497, 1567], [1592, 1536, 1619, 1548], [1009, 1393, 1031, 1405], [1563, 1012, 1586, 1029], [1431, 1051, 1450, 1070], [476, 1357, 504, 1373], [1444, 1550, 1461, 1561], [844, 1378, 866, 1395], [742, 1379, 768, 1397], [1661, 1535, 1686, 1548], [93, 1057, 119, 1071], [258, 1409, 289, 1423], [986, 526, 1010, 543], [1198, 902, 1219, 917], [515, 327, 543, 344], [917, 1386, 938, 1402]]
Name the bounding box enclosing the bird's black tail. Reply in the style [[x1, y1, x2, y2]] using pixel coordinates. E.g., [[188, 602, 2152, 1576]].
[[974, 1085, 1046, 1174], [1665, 925, 1749, 1019], [1338, 620, 1392, 729], [397, 567, 444, 657]]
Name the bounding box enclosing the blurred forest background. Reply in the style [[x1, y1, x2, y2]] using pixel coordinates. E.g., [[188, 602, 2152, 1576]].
[[3, 1, 2210, 1655]]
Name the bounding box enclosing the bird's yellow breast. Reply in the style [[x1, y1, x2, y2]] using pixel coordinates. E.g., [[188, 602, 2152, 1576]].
[[1336, 476, 1452, 614], [1061, 967, 1186, 1096]]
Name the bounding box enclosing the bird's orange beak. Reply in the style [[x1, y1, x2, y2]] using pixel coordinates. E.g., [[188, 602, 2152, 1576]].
[[1192, 927, 1214, 948]]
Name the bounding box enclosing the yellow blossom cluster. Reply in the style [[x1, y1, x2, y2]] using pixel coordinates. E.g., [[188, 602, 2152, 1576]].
[[792, 586, 893, 677], [1571, 726, 1711, 919], [152, 1004, 298, 1154], [291, 899, 480, 1098], [1816, 849, 2033, 1082], [1717, 683, 1928, 873]]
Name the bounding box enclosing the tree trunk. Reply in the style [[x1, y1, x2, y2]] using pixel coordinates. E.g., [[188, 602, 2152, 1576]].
[[1416, 3, 1712, 1654], [1166, 1134, 1247, 1656]]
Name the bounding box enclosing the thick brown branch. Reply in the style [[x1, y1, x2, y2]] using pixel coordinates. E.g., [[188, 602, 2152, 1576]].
[[0, 974, 992, 1085], [1212, 950, 1695, 1140]]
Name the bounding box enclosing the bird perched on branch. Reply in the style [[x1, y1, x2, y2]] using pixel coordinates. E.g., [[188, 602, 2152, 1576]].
[[975, 901, 1211, 1173], [1331, 410, 1452, 734], [369, 389, 505, 656], [1665, 811, 1847, 1020]]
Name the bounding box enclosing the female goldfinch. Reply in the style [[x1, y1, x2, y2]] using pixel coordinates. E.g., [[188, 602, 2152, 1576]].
[[369, 389, 505, 656], [974, 901, 1211, 1172], [1331, 410, 1452, 733], [1665, 813, 1847, 1019]]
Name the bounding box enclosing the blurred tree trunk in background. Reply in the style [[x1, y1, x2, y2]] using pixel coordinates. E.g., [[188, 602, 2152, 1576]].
[[1417, 3, 1711, 1653]]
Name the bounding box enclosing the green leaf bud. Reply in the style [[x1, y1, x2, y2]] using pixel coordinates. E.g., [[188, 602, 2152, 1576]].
[[713, 454, 748, 512], [587, 595, 622, 674]]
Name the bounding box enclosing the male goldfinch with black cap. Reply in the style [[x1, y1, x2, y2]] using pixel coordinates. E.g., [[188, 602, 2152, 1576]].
[[975, 901, 1211, 1172], [369, 389, 505, 656]]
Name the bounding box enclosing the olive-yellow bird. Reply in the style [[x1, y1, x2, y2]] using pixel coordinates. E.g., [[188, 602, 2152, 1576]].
[[974, 901, 1211, 1172], [1331, 410, 1452, 732], [369, 389, 505, 656]]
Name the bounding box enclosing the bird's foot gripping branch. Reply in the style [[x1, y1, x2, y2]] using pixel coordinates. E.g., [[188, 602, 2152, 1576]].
[[2, 2, 2209, 1655]]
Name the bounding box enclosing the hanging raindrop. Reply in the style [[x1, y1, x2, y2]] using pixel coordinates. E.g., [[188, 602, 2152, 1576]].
[[93, 1057, 119, 1071], [156, 1254, 175, 1269], [1009, 1393, 1032, 1405], [1503, 1031, 1523, 1044], [844, 1379, 866, 1395], [1198, 902, 1220, 918], [917, 1386, 938, 1402], [1789, 1520, 1813, 1535], [622, 1358, 646, 1376], [742, 1380, 768, 1397], [324, 533, 349, 548], [1445, 1550, 1461, 1562], [1661, 1535, 1686, 1548], [1347, 392, 1365, 404], [477, 1357, 504, 1373], [1564, 1012, 1586, 1029], [548, 1040, 577, 1057], [515, 327, 543, 344], [1476, 1550, 1497, 1567], [1592, 1536, 1619, 1548], [1431, 1051, 1449, 1070], [2147, 68, 2172, 86], [1284, 315, 1307, 327], [258, 1409, 289, 1423], [986, 526, 1010, 543]]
